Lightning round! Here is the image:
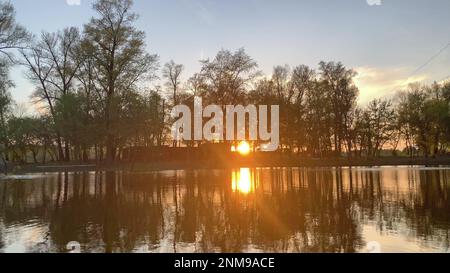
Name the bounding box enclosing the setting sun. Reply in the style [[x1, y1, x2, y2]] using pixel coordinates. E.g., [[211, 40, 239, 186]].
[[236, 141, 251, 156]]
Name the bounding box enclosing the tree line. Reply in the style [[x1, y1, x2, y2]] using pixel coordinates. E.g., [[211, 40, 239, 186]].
[[0, 0, 449, 169]]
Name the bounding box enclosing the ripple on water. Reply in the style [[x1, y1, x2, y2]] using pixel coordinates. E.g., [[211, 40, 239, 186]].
[[0, 174, 50, 181]]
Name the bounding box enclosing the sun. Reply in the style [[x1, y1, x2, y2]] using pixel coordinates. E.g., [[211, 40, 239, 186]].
[[236, 141, 251, 156]]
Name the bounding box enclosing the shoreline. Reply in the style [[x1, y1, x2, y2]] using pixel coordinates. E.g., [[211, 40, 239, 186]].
[[4, 157, 450, 174]]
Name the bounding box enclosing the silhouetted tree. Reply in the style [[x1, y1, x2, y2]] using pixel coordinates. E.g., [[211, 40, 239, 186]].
[[82, 0, 159, 162]]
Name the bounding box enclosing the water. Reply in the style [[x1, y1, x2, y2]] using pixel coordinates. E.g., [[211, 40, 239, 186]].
[[0, 167, 449, 253]]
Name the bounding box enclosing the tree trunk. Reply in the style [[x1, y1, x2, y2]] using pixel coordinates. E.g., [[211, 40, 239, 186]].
[[64, 140, 71, 162], [42, 145, 47, 164], [32, 150, 38, 163], [106, 137, 115, 163], [82, 146, 89, 162], [56, 134, 64, 162], [1, 156, 7, 175]]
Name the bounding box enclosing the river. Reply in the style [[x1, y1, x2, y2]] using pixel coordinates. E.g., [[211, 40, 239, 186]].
[[0, 166, 449, 253]]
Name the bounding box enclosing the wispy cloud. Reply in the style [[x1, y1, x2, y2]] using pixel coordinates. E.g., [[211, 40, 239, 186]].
[[354, 66, 429, 104], [366, 0, 382, 6], [66, 0, 81, 6]]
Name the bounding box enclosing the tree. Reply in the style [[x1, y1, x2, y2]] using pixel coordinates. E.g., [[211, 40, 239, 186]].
[[200, 48, 259, 106], [40, 27, 81, 161], [0, 77, 12, 173], [290, 65, 316, 154], [319, 61, 359, 156], [83, 0, 159, 162], [162, 60, 184, 106], [271, 65, 293, 151], [304, 80, 333, 157], [425, 83, 450, 156], [20, 37, 64, 161], [0, 1, 29, 61], [0, 1, 28, 173], [395, 83, 450, 157], [355, 99, 396, 157], [198, 48, 259, 145], [0, 62, 12, 135]]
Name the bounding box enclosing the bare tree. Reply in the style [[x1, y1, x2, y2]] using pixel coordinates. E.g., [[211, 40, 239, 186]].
[[20, 42, 64, 160], [163, 60, 184, 106], [0, 2, 29, 62], [20, 27, 82, 162]]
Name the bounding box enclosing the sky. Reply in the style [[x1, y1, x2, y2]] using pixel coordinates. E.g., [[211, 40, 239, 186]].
[[8, 0, 450, 112]]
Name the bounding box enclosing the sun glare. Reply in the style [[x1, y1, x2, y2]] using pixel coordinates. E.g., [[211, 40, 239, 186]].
[[236, 141, 251, 155]]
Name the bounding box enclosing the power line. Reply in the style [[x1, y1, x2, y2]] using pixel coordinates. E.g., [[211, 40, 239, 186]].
[[382, 42, 450, 97], [407, 42, 450, 79]]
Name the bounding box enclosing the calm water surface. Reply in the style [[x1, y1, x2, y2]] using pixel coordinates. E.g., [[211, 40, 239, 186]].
[[0, 167, 449, 253]]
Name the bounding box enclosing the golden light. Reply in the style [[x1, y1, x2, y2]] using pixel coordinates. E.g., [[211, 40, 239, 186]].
[[236, 141, 251, 156], [232, 168, 252, 194]]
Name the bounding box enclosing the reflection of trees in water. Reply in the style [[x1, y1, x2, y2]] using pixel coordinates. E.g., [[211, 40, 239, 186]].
[[348, 169, 450, 251], [183, 169, 364, 253], [50, 172, 166, 253], [402, 170, 450, 249], [0, 182, 5, 250], [0, 168, 449, 253]]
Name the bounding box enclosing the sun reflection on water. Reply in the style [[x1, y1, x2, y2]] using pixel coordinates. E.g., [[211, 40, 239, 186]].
[[232, 168, 253, 194]]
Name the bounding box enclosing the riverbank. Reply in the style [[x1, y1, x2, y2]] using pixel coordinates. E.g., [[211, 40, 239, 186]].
[[4, 157, 450, 174]]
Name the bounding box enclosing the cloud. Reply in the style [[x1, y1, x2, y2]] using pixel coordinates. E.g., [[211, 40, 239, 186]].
[[366, 0, 382, 6], [354, 66, 429, 104], [66, 0, 81, 6]]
